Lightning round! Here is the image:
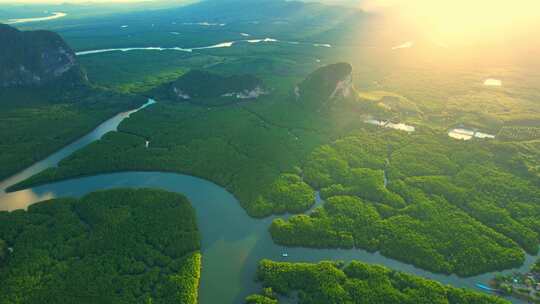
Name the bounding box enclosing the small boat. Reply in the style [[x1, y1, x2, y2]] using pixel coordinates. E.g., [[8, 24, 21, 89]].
[[281, 253, 288, 257], [475, 283, 497, 292]]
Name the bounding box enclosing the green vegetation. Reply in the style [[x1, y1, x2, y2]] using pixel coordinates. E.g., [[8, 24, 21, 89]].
[[247, 259, 509, 304], [8, 62, 540, 277], [0, 86, 144, 180], [0, 188, 201, 304], [36, 0, 366, 52], [9, 63, 364, 218], [0, 23, 84, 87], [499, 126, 540, 142], [348, 65, 540, 132], [298, 62, 352, 101], [78, 51, 225, 94], [160, 69, 264, 106], [492, 258, 540, 303], [532, 260, 540, 274], [245, 294, 278, 304], [0, 23, 146, 181], [245, 287, 279, 304], [0, 239, 6, 265], [253, 173, 316, 215], [270, 129, 539, 276], [2, 1, 539, 301]]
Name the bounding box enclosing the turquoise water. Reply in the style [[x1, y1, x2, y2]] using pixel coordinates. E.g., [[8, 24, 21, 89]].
[[0, 99, 532, 303]]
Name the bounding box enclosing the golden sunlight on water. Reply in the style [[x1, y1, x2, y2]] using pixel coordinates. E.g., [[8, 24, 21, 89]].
[[0, 190, 55, 212]]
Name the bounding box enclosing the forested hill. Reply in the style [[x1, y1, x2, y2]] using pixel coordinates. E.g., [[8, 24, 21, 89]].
[[0, 189, 201, 304], [166, 70, 265, 105], [0, 24, 145, 181], [0, 23, 86, 88], [297, 62, 354, 102]]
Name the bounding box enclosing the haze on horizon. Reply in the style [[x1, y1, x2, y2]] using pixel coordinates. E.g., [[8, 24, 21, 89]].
[[0, 0, 190, 4], [8, 0, 537, 39], [3, 0, 539, 64]]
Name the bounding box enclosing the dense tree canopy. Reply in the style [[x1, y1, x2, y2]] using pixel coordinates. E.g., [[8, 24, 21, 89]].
[[6, 63, 539, 278], [245, 294, 278, 304], [532, 259, 540, 274], [271, 130, 539, 276], [0, 188, 201, 304], [252, 173, 316, 215], [0, 239, 6, 265], [0, 86, 144, 181], [247, 259, 509, 304], [9, 64, 369, 217]]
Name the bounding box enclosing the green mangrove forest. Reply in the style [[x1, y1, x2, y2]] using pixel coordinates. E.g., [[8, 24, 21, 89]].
[[246, 259, 510, 304], [0, 188, 201, 304]]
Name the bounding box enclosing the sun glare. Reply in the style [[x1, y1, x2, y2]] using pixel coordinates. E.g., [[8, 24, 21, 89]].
[[363, 0, 540, 46]]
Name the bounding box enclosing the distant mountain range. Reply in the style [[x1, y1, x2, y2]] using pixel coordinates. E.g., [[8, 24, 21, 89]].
[[0, 23, 86, 88]]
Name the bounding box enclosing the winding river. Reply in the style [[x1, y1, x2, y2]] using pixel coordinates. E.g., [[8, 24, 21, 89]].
[[75, 38, 331, 57], [0, 99, 534, 303], [5, 12, 67, 24]]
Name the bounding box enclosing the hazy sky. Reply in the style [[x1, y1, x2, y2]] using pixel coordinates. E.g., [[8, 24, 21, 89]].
[[3, 0, 141, 2], [0, 0, 166, 3]]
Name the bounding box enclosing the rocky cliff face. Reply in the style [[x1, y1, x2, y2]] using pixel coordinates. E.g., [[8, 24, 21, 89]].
[[0, 24, 85, 87], [329, 73, 353, 99], [296, 62, 353, 101]]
